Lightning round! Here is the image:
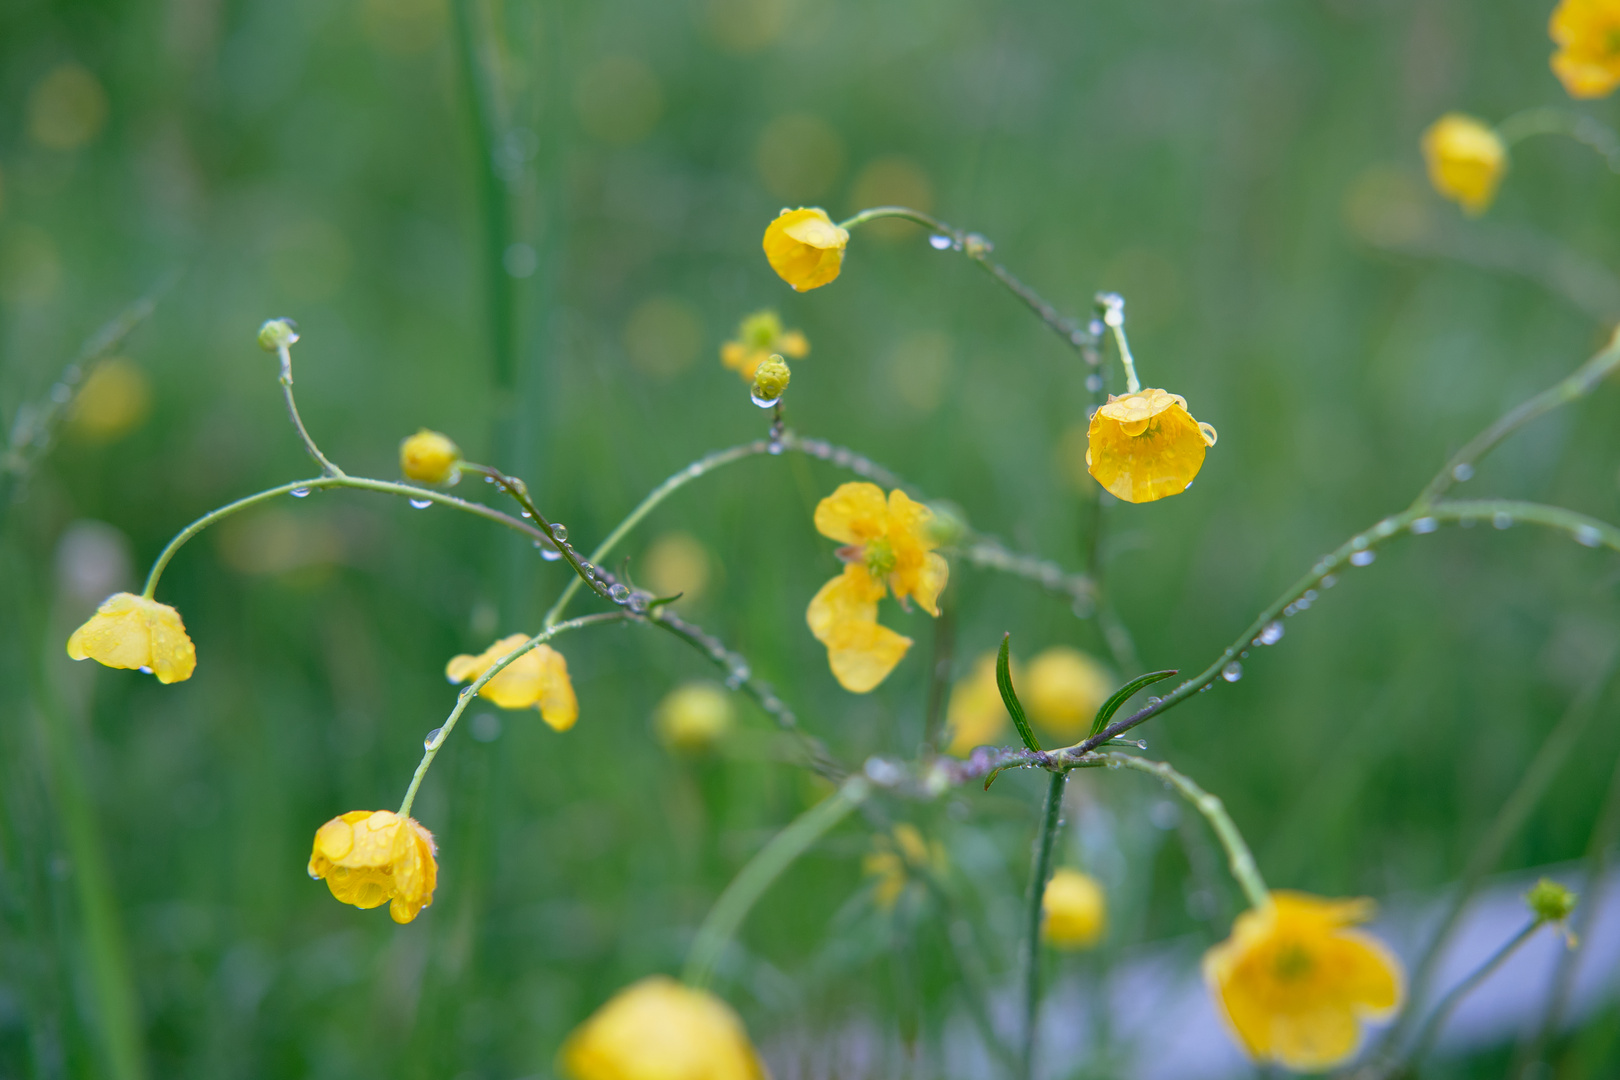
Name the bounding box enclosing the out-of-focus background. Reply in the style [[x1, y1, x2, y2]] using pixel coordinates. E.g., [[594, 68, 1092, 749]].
[[3, 0, 1619, 1077]]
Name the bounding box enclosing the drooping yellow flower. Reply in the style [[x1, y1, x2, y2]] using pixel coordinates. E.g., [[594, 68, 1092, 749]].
[[862, 823, 946, 911], [1204, 891, 1404, 1072], [446, 634, 579, 731], [720, 309, 809, 382], [1042, 868, 1107, 949], [558, 976, 767, 1080], [1025, 646, 1113, 742], [1086, 388, 1217, 504], [763, 207, 849, 292], [807, 483, 948, 692], [654, 681, 736, 753], [1550, 0, 1620, 99], [944, 651, 1009, 756], [399, 429, 462, 485], [66, 592, 197, 684], [307, 809, 438, 924], [1421, 114, 1507, 215]]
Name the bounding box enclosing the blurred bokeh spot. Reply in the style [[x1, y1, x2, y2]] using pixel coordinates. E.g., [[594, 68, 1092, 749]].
[[216, 509, 345, 578], [54, 520, 133, 608], [885, 330, 952, 414], [624, 295, 703, 376], [640, 531, 714, 604], [26, 63, 108, 151], [755, 113, 845, 202], [67, 358, 152, 444], [359, 0, 448, 56], [701, 0, 797, 53], [267, 219, 354, 303], [849, 155, 934, 240], [574, 55, 664, 145], [1343, 163, 1436, 249]]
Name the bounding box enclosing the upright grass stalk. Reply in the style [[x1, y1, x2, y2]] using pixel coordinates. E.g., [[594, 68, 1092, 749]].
[[1019, 771, 1067, 1080]]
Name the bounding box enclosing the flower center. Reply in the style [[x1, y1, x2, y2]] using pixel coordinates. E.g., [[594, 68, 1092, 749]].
[[863, 537, 897, 578], [1271, 941, 1315, 982]]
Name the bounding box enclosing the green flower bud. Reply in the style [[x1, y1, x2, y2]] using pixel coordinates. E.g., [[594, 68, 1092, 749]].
[[1525, 878, 1577, 924], [258, 318, 300, 352], [751, 354, 791, 405]]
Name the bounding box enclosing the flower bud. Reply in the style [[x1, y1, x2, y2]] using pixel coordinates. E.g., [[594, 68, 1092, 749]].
[[257, 318, 300, 352], [751, 354, 791, 405], [1525, 877, 1577, 924], [399, 429, 462, 485]]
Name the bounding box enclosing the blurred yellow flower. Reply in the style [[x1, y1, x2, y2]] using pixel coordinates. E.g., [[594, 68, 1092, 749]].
[[1421, 114, 1507, 215], [721, 309, 809, 382], [1025, 646, 1113, 742], [66, 592, 196, 684], [655, 681, 736, 752], [1042, 868, 1107, 949], [1550, 0, 1620, 98], [807, 483, 948, 692], [944, 651, 1009, 756], [399, 429, 461, 485], [763, 207, 848, 292], [559, 975, 766, 1080], [1086, 388, 1217, 504], [446, 634, 579, 731], [307, 809, 437, 924], [1204, 891, 1403, 1072], [863, 823, 945, 910], [68, 358, 151, 443]]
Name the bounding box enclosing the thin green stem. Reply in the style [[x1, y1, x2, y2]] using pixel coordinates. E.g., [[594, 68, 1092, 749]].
[[1401, 919, 1547, 1073], [1412, 327, 1620, 508], [1020, 770, 1067, 1080], [1098, 753, 1269, 909], [459, 461, 617, 607], [1497, 107, 1620, 172], [275, 344, 345, 478], [682, 777, 868, 989], [397, 613, 622, 819], [1096, 294, 1140, 394]]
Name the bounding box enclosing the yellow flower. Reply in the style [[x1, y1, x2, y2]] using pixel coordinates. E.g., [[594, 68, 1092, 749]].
[[1042, 868, 1107, 949], [399, 429, 461, 485], [1203, 891, 1404, 1072], [806, 483, 949, 692], [307, 809, 438, 924], [1086, 388, 1217, 504], [762, 207, 848, 292], [66, 592, 197, 684], [944, 652, 1009, 756], [862, 824, 946, 911], [558, 975, 766, 1080], [446, 633, 579, 731], [654, 681, 736, 753], [1550, 0, 1620, 99], [1421, 114, 1507, 215], [1025, 646, 1113, 742], [720, 309, 809, 382]]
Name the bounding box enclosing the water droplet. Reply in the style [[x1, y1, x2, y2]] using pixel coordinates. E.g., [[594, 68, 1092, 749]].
[[551, 525, 567, 542], [767, 439, 784, 455], [1350, 535, 1369, 551], [1349, 549, 1376, 567], [1221, 661, 1243, 683], [1493, 512, 1513, 530], [409, 498, 432, 509], [1303, 590, 1318, 603], [1574, 525, 1602, 548], [290, 487, 310, 498], [520, 510, 531, 518], [484, 476, 495, 483], [424, 726, 444, 749], [1411, 517, 1438, 535], [1199, 683, 1213, 693], [1146, 696, 1161, 705], [851, 457, 874, 476], [539, 544, 563, 561], [609, 583, 631, 602], [1372, 519, 1398, 539], [1451, 462, 1475, 482], [928, 234, 952, 250], [628, 592, 650, 614], [51, 383, 72, 404], [1321, 574, 1337, 588], [139, 665, 153, 674], [750, 390, 781, 409], [1257, 621, 1285, 646], [832, 448, 853, 467]]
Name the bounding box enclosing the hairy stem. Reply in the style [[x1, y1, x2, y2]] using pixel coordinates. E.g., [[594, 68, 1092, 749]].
[[1020, 771, 1067, 1080]]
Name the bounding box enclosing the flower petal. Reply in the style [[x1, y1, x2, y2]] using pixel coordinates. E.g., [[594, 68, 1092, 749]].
[[806, 565, 882, 642], [824, 618, 912, 693], [535, 645, 580, 732], [813, 482, 890, 545]]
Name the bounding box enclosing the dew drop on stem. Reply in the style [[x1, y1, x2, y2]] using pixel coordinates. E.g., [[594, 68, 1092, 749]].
[[1221, 661, 1243, 682], [424, 726, 443, 749], [291, 488, 310, 498], [1256, 621, 1284, 646], [1574, 525, 1602, 548], [1451, 462, 1474, 482], [551, 524, 567, 542], [1493, 513, 1513, 530], [928, 234, 952, 250], [1349, 549, 1376, 567], [1411, 517, 1438, 534], [409, 498, 432, 509], [609, 583, 631, 602]]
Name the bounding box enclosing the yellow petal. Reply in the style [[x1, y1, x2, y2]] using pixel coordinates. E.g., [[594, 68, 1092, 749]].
[[813, 482, 890, 545], [1042, 868, 1107, 949], [806, 565, 883, 642], [535, 645, 579, 732], [1550, 0, 1620, 99], [446, 634, 547, 710], [763, 207, 848, 292], [824, 618, 912, 693], [1086, 389, 1212, 504], [558, 976, 767, 1080], [905, 551, 949, 617], [65, 592, 196, 683]]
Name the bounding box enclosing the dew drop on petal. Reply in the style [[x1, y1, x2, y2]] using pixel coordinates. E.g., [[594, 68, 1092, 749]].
[[1349, 549, 1376, 567], [409, 498, 432, 509], [139, 665, 153, 674], [1411, 517, 1438, 535], [750, 391, 781, 409], [1221, 661, 1243, 682], [424, 726, 444, 749]]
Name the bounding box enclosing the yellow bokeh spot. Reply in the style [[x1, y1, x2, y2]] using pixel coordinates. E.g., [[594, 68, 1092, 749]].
[[1550, 0, 1620, 99], [641, 531, 714, 603], [1086, 388, 1216, 504], [308, 809, 438, 924], [1043, 868, 1107, 949], [1025, 646, 1113, 742], [446, 634, 579, 731], [849, 155, 934, 241], [574, 55, 663, 145], [624, 295, 703, 376], [27, 63, 108, 151], [399, 429, 461, 485], [1420, 114, 1507, 216], [756, 113, 846, 201], [944, 651, 1009, 756], [68, 358, 151, 444], [701, 0, 795, 53], [885, 330, 952, 414], [66, 592, 197, 684], [654, 681, 736, 753], [559, 976, 767, 1080]]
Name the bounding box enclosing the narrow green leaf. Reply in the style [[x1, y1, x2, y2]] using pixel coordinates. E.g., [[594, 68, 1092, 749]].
[[1088, 668, 1178, 738], [984, 765, 1011, 791], [997, 633, 1042, 754]]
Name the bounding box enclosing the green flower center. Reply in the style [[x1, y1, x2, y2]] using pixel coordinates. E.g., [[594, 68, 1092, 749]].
[[864, 537, 897, 578], [1271, 941, 1315, 982]]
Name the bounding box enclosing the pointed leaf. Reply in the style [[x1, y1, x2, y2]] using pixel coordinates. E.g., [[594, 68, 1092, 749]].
[[1088, 669, 1178, 738], [996, 633, 1042, 754], [983, 765, 1012, 791]]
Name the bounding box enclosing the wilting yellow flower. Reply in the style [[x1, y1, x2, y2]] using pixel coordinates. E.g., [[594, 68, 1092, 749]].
[[1086, 388, 1217, 504], [558, 975, 766, 1080], [763, 207, 849, 292], [1043, 868, 1107, 949], [1550, 0, 1620, 98], [863, 823, 946, 910], [307, 809, 438, 924], [1204, 891, 1404, 1072], [944, 652, 1009, 756], [807, 483, 948, 692], [654, 681, 736, 752], [446, 633, 579, 731], [399, 429, 461, 485], [66, 592, 197, 684], [1421, 114, 1507, 215], [1025, 646, 1113, 742], [720, 309, 809, 382]]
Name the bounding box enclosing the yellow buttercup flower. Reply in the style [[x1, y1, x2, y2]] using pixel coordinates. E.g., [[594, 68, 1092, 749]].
[[1025, 646, 1113, 742], [307, 809, 438, 924], [558, 976, 767, 1080], [862, 823, 946, 911], [654, 681, 736, 753], [721, 309, 809, 382], [1421, 114, 1507, 215], [944, 651, 1010, 756], [763, 207, 848, 292], [446, 634, 579, 731], [1086, 388, 1217, 504], [1204, 891, 1404, 1072], [1042, 868, 1107, 949], [66, 592, 197, 684], [399, 429, 461, 485], [806, 483, 948, 692], [1550, 0, 1620, 99]]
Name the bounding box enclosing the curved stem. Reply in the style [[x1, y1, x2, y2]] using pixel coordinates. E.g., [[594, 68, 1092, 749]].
[[1020, 771, 1067, 1080], [682, 777, 868, 989], [1497, 107, 1620, 173], [397, 613, 623, 819], [459, 461, 617, 607], [1400, 919, 1546, 1073], [276, 345, 345, 478]]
